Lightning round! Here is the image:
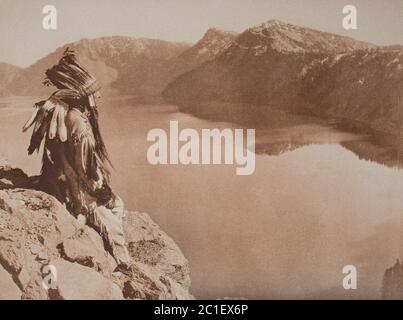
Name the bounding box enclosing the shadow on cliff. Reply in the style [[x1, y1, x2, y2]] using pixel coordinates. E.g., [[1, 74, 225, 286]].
[[0, 164, 32, 190]]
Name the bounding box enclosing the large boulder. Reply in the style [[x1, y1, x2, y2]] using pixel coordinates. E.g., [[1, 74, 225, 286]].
[[50, 258, 123, 300], [0, 161, 193, 300]]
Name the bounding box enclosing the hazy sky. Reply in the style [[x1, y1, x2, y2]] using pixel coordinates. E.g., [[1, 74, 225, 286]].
[[1, 0, 402, 67]]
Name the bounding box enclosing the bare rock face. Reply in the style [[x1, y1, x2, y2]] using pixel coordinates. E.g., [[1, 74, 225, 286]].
[[50, 259, 123, 300], [125, 211, 191, 290], [120, 211, 192, 299], [0, 162, 193, 300]]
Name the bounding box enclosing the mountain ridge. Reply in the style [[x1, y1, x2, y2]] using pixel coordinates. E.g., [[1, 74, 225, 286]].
[[241, 19, 375, 54], [2, 19, 402, 141], [3, 36, 192, 98], [162, 20, 403, 138], [0, 28, 238, 99]]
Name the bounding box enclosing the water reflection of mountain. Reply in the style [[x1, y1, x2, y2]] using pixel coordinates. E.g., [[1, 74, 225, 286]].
[[257, 135, 403, 170], [256, 140, 313, 156], [255, 118, 403, 171], [178, 101, 403, 170], [340, 137, 403, 170]]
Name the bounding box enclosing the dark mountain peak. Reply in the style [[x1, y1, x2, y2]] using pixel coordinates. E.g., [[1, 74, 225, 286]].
[[179, 28, 238, 61], [254, 19, 289, 29], [196, 28, 238, 53], [202, 27, 237, 39], [163, 28, 238, 82]]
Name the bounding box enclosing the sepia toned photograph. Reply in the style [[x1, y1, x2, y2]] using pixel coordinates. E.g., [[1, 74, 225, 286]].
[[0, 0, 403, 303]]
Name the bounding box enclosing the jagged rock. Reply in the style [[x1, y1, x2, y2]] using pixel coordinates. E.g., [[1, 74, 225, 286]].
[[124, 211, 191, 290], [120, 262, 190, 300], [0, 162, 193, 300], [50, 259, 123, 300], [59, 227, 117, 276], [122, 264, 169, 300], [0, 188, 81, 299]]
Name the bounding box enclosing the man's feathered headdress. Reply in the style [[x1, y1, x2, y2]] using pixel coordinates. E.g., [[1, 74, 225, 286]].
[[23, 48, 112, 182], [43, 48, 100, 97]]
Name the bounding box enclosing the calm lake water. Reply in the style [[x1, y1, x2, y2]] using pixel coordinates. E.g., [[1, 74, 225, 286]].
[[1, 96, 403, 299]]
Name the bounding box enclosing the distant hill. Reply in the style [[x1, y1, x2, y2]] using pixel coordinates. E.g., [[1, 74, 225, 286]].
[[163, 19, 375, 106], [299, 47, 403, 134], [1, 29, 239, 100], [2, 37, 191, 98]]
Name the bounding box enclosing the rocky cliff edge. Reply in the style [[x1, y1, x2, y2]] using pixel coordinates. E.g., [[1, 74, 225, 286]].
[[0, 159, 193, 300]]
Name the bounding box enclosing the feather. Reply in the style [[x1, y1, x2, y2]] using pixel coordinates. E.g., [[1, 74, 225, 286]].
[[28, 119, 47, 155], [26, 98, 58, 154], [32, 109, 46, 134], [48, 105, 59, 139], [22, 105, 39, 132], [81, 138, 89, 174], [57, 106, 67, 142], [44, 48, 100, 96], [77, 129, 100, 182], [29, 105, 51, 153]]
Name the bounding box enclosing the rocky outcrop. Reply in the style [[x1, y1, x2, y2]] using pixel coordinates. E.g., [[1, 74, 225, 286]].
[[382, 260, 403, 299], [0, 160, 193, 300]]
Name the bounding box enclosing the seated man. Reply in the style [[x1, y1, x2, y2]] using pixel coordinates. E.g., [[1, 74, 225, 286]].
[[22, 48, 130, 266]]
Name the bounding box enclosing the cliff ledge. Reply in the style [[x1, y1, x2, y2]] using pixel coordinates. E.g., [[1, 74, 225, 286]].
[[0, 159, 193, 300]]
